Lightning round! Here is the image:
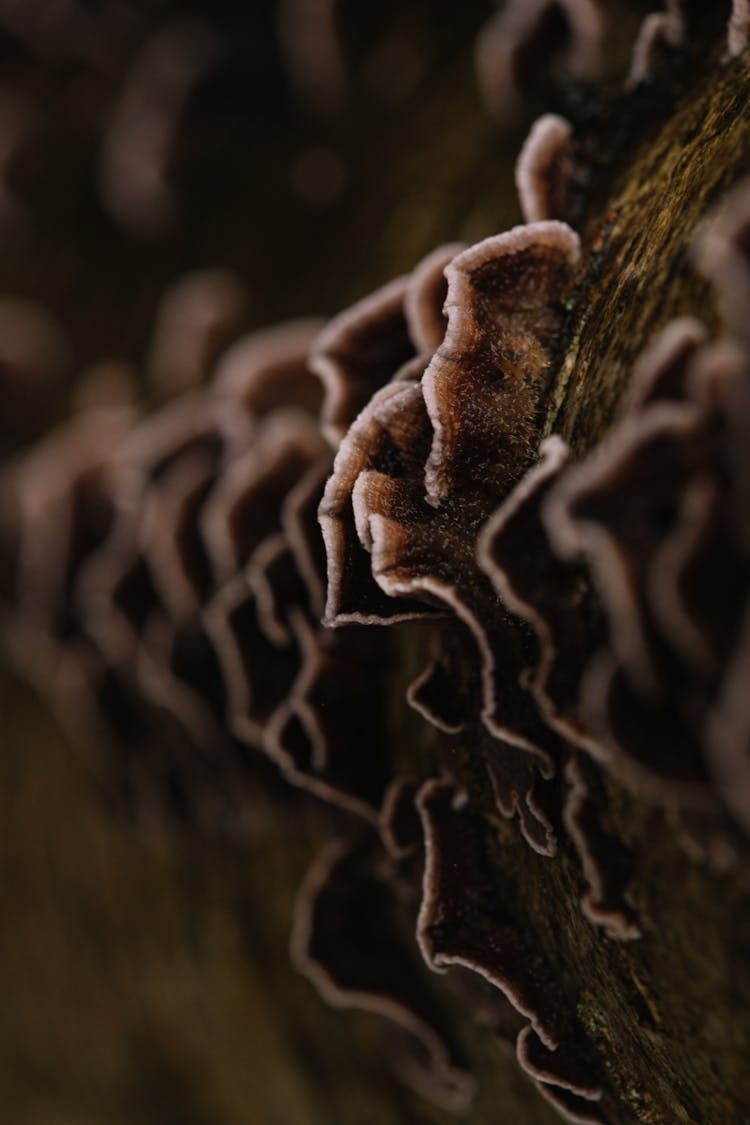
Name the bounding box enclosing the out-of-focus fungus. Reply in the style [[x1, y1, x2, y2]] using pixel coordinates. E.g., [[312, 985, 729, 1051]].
[[147, 269, 249, 398], [98, 19, 218, 236], [515, 114, 575, 223], [277, 0, 347, 117], [475, 0, 611, 123], [625, 4, 684, 89], [0, 298, 70, 454]]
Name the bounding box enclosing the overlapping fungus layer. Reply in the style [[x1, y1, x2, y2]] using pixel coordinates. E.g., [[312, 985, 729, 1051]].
[[3, 9, 750, 1118]]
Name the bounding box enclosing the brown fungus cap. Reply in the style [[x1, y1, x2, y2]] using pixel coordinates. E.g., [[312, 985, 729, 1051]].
[[311, 243, 459, 449], [475, 0, 612, 124], [319, 224, 583, 849], [529, 320, 750, 858], [562, 753, 641, 939], [290, 837, 476, 1111], [422, 222, 580, 507], [694, 176, 750, 350], [625, 4, 684, 90], [321, 378, 440, 625], [515, 114, 575, 224], [310, 276, 414, 447], [147, 268, 249, 399], [318, 243, 462, 624], [416, 778, 603, 1122]]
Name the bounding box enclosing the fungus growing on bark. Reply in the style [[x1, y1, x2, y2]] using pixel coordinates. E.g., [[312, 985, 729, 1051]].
[[5, 306, 386, 831], [515, 113, 575, 223], [416, 778, 603, 1123], [310, 241, 460, 447], [422, 222, 579, 505], [625, 4, 684, 90], [562, 753, 641, 939], [291, 837, 476, 1110], [476, 1, 746, 116], [544, 334, 748, 820], [319, 223, 580, 851], [478, 438, 645, 913], [474, 201, 750, 864], [21, 309, 392, 825], [475, 0, 611, 123], [5, 12, 750, 1119]]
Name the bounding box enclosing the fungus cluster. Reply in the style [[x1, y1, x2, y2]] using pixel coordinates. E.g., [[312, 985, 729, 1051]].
[[2, 2, 750, 1122], [478, 178, 750, 869], [8, 116, 750, 1125], [5, 207, 616, 1116], [475, 0, 750, 122]]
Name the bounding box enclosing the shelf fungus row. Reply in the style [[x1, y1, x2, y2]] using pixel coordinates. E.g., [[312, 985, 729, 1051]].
[[6, 171, 750, 1122], [480, 256, 750, 867], [293, 780, 605, 1122], [475, 1, 749, 123], [4, 220, 613, 1120], [6, 316, 392, 829], [295, 183, 750, 1109]]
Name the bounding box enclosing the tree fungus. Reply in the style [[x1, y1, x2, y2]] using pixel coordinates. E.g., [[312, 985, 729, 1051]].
[[1, 3, 750, 1124]]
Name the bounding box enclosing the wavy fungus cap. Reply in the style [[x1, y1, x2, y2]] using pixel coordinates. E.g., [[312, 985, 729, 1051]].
[[318, 222, 581, 858], [475, 0, 612, 123], [290, 836, 476, 1110], [416, 778, 603, 1123], [480, 287, 750, 865]]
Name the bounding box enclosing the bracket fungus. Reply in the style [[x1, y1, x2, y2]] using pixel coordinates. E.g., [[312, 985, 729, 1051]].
[[319, 225, 580, 856], [515, 113, 576, 224], [475, 0, 612, 123], [416, 778, 604, 1123], [476, 182, 750, 872], [291, 836, 476, 1111], [3, 8, 750, 1124]]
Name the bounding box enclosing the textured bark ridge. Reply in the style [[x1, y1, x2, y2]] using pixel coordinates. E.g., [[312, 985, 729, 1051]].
[[1, 5, 750, 1125]]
